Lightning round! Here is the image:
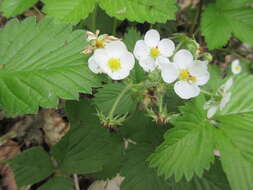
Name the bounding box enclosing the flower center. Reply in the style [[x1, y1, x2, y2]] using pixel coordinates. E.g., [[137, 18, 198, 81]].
[[150, 47, 160, 58], [95, 39, 104, 48], [235, 65, 241, 71], [179, 69, 197, 82], [107, 58, 121, 72]]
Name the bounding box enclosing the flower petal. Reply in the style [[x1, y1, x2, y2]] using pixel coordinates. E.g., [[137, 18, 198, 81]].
[[105, 41, 127, 58], [88, 55, 103, 74], [108, 69, 130, 80], [207, 105, 218, 118], [161, 62, 179, 83], [173, 49, 193, 69], [138, 57, 157, 72], [93, 49, 108, 65], [189, 61, 210, 86], [133, 40, 149, 60], [220, 92, 231, 110], [144, 29, 160, 47], [158, 39, 175, 57], [120, 51, 135, 70], [174, 81, 200, 99]]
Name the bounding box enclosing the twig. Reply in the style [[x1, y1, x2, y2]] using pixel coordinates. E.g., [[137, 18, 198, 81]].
[[73, 174, 80, 190]]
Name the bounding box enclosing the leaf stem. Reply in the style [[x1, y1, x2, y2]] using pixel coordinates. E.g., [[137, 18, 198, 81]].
[[73, 174, 80, 190], [108, 84, 132, 119], [112, 18, 118, 36], [92, 6, 97, 32], [201, 89, 215, 97]]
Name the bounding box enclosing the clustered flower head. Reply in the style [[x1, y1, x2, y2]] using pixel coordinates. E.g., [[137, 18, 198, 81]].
[[83, 29, 211, 99]]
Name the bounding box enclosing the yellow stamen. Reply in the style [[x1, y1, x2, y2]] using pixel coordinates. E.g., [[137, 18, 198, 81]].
[[179, 69, 197, 82], [95, 39, 104, 48], [150, 47, 160, 58], [235, 65, 241, 71], [107, 58, 121, 72]]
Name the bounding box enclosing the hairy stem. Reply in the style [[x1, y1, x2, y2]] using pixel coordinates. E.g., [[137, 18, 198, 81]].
[[108, 84, 132, 119]]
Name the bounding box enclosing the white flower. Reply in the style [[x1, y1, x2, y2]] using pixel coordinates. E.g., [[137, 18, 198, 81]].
[[231, 59, 242, 74], [161, 49, 210, 99], [93, 41, 135, 80], [204, 78, 233, 118], [133, 29, 175, 72]]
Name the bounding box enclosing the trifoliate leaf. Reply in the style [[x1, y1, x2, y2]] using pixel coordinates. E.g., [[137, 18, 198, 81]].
[[0, 0, 39, 18], [98, 0, 177, 23], [93, 83, 136, 116], [121, 111, 167, 145], [7, 147, 54, 187], [42, 0, 97, 23], [38, 176, 74, 190], [53, 98, 123, 174], [149, 96, 215, 181], [215, 113, 253, 190], [201, 0, 253, 49], [0, 17, 101, 117], [120, 144, 171, 190], [218, 74, 253, 116], [172, 160, 230, 190]]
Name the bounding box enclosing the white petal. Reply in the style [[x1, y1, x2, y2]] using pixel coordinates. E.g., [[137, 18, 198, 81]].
[[161, 62, 179, 83], [120, 51, 135, 70], [88, 55, 103, 74], [220, 92, 231, 110], [173, 49, 194, 69], [231, 59, 242, 74], [174, 81, 200, 99], [156, 56, 170, 70], [188, 60, 210, 85], [108, 69, 130, 80], [144, 29, 160, 47], [221, 78, 233, 93], [93, 49, 108, 65], [105, 41, 127, 58], [133, 40, 149, 60], [158, 39, 175, 57], [138, 57, 157, 72], [207, 105, 218, 118]]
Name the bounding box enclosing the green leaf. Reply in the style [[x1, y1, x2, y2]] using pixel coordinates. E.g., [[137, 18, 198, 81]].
[[98, 0, 177, 23], [123, 28, 142, 52], [84, 6, 115, 34], [94, 134, 124, 180], [149, 96, 215, 181], [121, 111, 166, 145], [7, 147, 54, 187], [171, 160, 230, 190], [38, 176, 74, 190], [218, 74, 253, 116], [0, 0, 39, 18], [53, 98, 124, 174], [0, 17, 101, 116], [201, 0, 253, 49], [215, 113, 253, 190], [42, 0, 96, 23], [204, 64, 223, 92], [93, 83, 136, 116], [120, 143, 171, 190]]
